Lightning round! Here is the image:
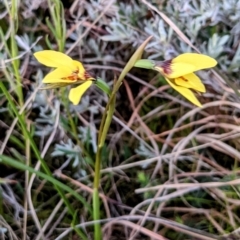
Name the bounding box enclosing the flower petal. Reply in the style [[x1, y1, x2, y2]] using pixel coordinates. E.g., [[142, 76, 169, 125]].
[[174, 73, 206, 92], [173, 53, 217, 71], [68, 81, 93, 105], [34, 50, 74, 69], [42, 67, 77, 83], [156, 62, 196, 78], [165, 78, 202, 107], [156, 53, 217, 79], [72, 60, 86, 79]]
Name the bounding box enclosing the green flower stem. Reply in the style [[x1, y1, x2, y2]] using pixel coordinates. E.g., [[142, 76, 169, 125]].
[[93, 94, 116, 240], [92, 36, 153, 240], [0, 82, 87, 240], [93, 188, 101, 238]]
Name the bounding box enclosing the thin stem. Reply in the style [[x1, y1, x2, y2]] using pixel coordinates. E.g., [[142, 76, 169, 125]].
[[10, 0, 23, 106], [92, 36, 152, 239]]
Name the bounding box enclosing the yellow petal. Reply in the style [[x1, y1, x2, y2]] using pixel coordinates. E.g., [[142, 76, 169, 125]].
[[34, 50, 74, 69], [156, 53, 217, 79], [72, 60, 85, 79], [173, 53, 217, 71], [68, 81, 93, 105], [160, 62, 196, 78], [165, 78, 202, 107], [42, 67, 77, 83], [174, 73, 206, 92]]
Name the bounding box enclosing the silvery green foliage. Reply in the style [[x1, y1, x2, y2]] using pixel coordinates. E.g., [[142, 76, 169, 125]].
[[78, 125, 97, 153], [69, 96, 99, 114], [22, 0, 47, 19], [143, 18, 175, 59], [90, 0, 118, 17], [101, 2, 145, 45], [101, 18, 138, 43], [229, 44, 240, 72], [87, 38, 101, 56], [35, 105, 58, 136], [51, 139, 85, 170], [15, 34, 31, 51], [69, 0, 118, 22], [0, 184, 25, 219], [207, 33, 229, 58], [135, 143, 155, 169]]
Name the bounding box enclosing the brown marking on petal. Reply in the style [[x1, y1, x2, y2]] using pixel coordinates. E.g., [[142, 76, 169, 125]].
[[61, 67, 96, 81], [180, 76, 188, 82], [161, 59, 173, 75], [174, 76, 188, 86], [61, 68, 81, 81]]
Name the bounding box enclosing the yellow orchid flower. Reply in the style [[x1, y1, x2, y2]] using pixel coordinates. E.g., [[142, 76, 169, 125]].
[[34, 50, 95, 105], [154, 53, 217, 107]]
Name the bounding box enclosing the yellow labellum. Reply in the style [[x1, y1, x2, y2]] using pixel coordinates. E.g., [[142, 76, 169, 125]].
[[174, 73, 205, 92], [69, 81, 93, 105], [165, 78, 202, 107]]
